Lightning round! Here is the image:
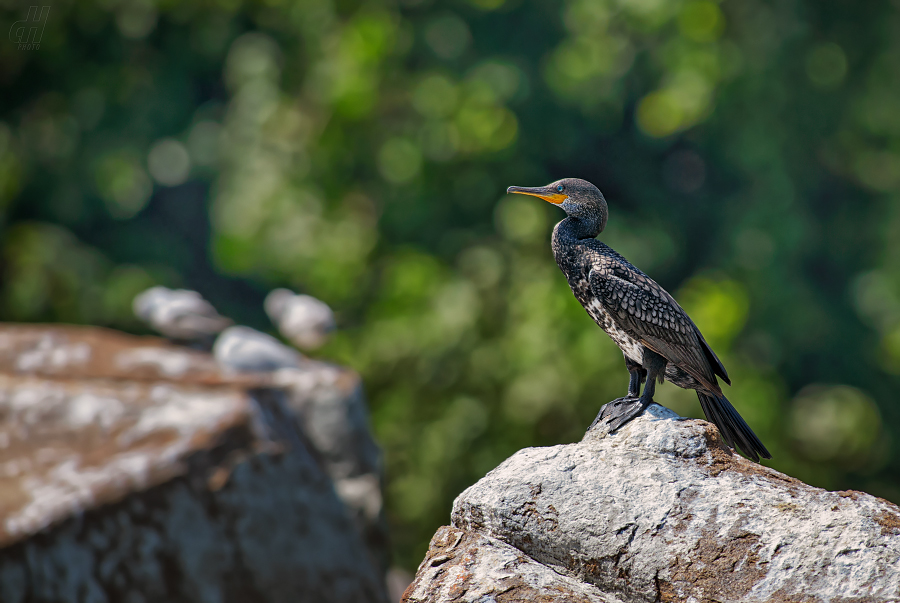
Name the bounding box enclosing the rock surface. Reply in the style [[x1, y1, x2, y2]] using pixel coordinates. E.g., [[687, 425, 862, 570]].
[[273, 365, 389, 573], [404, 405, 900, 603], [0, 324, 387, 603]]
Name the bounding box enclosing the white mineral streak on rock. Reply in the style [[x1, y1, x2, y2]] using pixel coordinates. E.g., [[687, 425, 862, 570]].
[[9, 452, 152, 539], [133, 286, 231, 340], [13, 332, 91, 372], [0, 376, 248, 543], [335, 474, 383, 523], [405, 404, 900, 603], [213, 325, 302, 372], [116, 347, 196, 377], [265, 288, 336, 351], [66, 393, 125, 429], [119, 385, 245, 443]]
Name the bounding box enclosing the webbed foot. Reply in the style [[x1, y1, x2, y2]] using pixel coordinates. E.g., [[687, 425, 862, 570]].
[[589, 396, 652, 432]]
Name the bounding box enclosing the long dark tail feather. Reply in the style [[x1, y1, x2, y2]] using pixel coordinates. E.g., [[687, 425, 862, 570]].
[[696, 391, 771, 463]]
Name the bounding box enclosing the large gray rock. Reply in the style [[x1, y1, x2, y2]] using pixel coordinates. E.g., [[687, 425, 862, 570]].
[[404, 405, 900, 603], [0, 324, 387, 603]]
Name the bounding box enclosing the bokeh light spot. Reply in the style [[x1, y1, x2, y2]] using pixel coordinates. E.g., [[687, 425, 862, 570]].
[[678, 1, 725, 43], [95, 154, 153, 219], [225, 33, 282, 90], [495, 195, 547, 242], [418, 122, 459, 162], [789, 385, 882, 466], [147, 139, 191, 186], [806, 43, 848, 89], [879, 326, 900, 374], [853, 151, 900, 192], [378, 138, 423, 183], [677, 277, 749, 348], [188, 121, 222, 167], [636, 90, 683, 138], [116, 2, 158, 39], [424, 14, 471, 60], [412, 74, 459, 118], [467, 61, 523, 102]]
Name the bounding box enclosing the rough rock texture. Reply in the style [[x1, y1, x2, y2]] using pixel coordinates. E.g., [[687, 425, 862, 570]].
[[211, 323, 389, 572], [273, 366, 388, 573], [404, 405, 900, 603], [407, 525, 625, 603], [0, 324, 387, 603]]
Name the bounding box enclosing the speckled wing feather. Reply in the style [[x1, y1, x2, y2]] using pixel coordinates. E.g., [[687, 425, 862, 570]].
[[588, 260, 722, 390]]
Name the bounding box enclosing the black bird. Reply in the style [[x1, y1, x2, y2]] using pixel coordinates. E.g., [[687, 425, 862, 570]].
[[507, 178, 771, 462]]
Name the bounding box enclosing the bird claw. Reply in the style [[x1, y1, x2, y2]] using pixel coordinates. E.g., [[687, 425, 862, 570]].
[[589, 396, 649, 433]]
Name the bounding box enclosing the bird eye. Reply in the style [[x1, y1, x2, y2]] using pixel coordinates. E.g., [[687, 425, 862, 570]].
[[557, 185, 564, 193]]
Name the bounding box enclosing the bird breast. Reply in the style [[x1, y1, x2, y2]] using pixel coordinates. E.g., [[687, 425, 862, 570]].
[[585, 298, 645, 364]]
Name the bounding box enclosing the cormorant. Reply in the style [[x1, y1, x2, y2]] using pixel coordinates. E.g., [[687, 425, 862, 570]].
[[507, 178, 771, 462]]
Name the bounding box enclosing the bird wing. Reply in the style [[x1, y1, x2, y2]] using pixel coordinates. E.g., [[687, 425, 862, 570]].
[[588, 261, 723, 391]]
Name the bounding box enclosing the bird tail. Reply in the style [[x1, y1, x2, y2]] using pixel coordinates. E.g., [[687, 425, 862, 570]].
[[696, 391, 771, 463]]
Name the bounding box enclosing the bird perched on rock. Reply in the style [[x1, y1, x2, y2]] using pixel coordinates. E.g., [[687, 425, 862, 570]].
[[507, 178, 771, 462], [213, 326, 302, 372], [133, 286, 232, 345], [264, 289, 336, 351]]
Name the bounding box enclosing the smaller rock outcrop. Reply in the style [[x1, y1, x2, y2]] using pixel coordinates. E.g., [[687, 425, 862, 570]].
[[272, 364, 389, 573], [404, 405, 900, 603]]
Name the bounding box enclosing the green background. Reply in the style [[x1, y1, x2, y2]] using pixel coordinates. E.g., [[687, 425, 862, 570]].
[[3, 0, 899, 571]]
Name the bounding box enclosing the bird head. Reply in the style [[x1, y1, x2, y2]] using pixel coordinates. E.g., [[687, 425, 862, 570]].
[[507, 178, 608, 234]]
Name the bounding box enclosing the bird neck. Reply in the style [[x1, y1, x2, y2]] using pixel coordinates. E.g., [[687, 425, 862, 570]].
[[555, 216, 602, 241]]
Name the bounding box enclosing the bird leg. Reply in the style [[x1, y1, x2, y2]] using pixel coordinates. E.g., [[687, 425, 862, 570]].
[[589, 356, 644, 430], [624, 355, 646, 398], [590, 349, 666, 433]]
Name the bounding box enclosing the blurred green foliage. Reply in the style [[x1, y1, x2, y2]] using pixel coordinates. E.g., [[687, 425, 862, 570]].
[[3, 0, 900, 571]]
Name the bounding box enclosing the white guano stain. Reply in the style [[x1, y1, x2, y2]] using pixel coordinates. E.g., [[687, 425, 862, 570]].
[[0, 375, 249, 543], [115, 347, 196, 377]]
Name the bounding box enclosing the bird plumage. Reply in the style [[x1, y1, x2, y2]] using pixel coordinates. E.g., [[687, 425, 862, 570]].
[[508, 178, 771, 462], [133, 286, 231, 344]]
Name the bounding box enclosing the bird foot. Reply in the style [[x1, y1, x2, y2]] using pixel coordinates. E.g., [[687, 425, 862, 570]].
[[589, 396, 651, 433]]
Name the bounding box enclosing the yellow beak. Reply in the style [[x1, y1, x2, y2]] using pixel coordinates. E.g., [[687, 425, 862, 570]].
[[506, 185, 568, 205]]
